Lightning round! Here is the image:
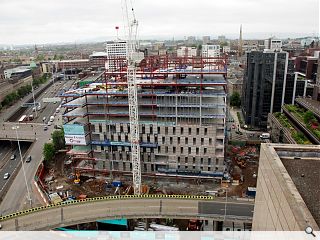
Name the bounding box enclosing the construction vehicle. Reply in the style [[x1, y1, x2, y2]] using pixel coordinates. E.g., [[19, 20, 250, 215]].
[[74, 171, 80, 184]]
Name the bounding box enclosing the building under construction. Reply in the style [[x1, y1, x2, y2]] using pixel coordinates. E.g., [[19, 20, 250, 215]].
[[61, 53, 228, 176]]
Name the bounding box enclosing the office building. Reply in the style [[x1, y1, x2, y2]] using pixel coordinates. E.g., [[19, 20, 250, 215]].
[[253, 143, 320, 231], [202, 44, 220, 58], [202, 36, 210, 45], [264, 38, 282, 51], [61, 55, 227, 175], [177, 47, 197, 57], [242, 51, 307, 129]]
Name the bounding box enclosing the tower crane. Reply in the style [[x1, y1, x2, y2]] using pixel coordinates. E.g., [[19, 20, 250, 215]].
[[123, 0, 142, 195]]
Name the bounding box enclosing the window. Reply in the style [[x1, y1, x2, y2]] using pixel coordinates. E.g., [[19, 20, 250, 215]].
[[196, 147, 199, 154], [142, 124, 145, 134], [165, 127, 168, 135], [173, 127, 176, 135], [200, 158, 203, 164], [157, 126, 160, 133], [208, 167, 211, 171], [173, 146, 176, 154], [208, 158, 211, 165], [209, 138, 212, 145], [120, 124, 123, 132], [204, 148, 207, 154], [204, 128, 207, 135], [185, 138, 188, 144], [99, 124, 102, 133], [155, 134, 158, 143], [150, 125, 153, 134], [201, 138, 204, 145], [193, 157, 195, 164], [162, 136, 165, 144], [170, 137, 173, 145], [180, 147, 183, 154], [165, 146, 168, 153], [188, 128, 192, 135], [193, 138, 196, 145], [196, 128, 199, 135], [178, 137, 180, 144], [147, 134, 150, 142], [188, 147, 191, 154], [185, 157, 188, 163], [181, 127, 184, 135], [216, 159, 219, 165], [178, 157, 180, 163]]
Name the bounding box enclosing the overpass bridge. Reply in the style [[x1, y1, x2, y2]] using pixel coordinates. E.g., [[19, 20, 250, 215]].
[[0, 122, 45, 141], [0, 195, 254, 230]]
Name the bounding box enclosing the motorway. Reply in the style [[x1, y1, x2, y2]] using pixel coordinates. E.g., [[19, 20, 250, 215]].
[[10, 80, 74, 124], [0, 142, 30, 195], [0, 196, 254, 230], [0, 79, 74, 216]]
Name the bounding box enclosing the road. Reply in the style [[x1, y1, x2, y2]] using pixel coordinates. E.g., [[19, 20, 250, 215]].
[[0, 142, 29, 194], [0, 80, 74, 215], [13, 80, 74, 124], [0, 197, 254, 230], [227, 107, 263, 142]]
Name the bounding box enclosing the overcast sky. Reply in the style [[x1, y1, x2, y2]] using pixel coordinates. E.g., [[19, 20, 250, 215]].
[[0, 0, 318, 45]]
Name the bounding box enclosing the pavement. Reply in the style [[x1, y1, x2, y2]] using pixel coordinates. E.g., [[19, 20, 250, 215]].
[[227, 107, 263, 142]]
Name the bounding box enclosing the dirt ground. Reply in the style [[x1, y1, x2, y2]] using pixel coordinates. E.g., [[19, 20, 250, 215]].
[[42, 144, 259, 200]]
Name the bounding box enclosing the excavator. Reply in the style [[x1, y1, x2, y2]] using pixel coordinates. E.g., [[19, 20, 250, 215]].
[[74, 171, 80, 184]]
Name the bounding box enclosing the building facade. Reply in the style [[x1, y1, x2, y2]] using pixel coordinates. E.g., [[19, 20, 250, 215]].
[[242, 51, 307, 129], [202, 45, 220, 58], [177, 47, 197, 57], [61, 55, 227, 175]]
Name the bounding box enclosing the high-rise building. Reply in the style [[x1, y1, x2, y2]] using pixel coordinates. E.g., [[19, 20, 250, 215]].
[[202, 36, 210, 45], [218, 35, 226, 42], [202, 44, 220, 58], [242, 51, 308, 129], [177, 47, 197, 57], [187, 36, 196, 45], [264, 38, 282, 51], [105, 40, 128, 70], [61, 55, 227, 175], [313, 56, 320, 100], [253, 143, 320, 231]]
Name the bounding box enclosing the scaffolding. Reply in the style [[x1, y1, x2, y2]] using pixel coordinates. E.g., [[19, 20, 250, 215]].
[[60, 54, 228, 176]]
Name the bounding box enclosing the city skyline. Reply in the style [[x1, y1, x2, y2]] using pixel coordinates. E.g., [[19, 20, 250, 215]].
[[0, 0, 318, 45]]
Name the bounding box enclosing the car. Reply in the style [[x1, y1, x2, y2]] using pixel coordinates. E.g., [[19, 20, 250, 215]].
[[43, 126, 48, 131], [47, 121, 52, 126], [10, 154, 16, 160], [3, 173, 10, 180], [54, 101, 57, 104], [26, 156, 32, 163], [232, 124, 236, 129], [42, 117, 46, 122], [54, 125, 62, 129]]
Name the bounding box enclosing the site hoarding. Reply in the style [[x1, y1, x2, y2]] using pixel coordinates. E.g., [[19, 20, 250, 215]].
[[65, 135, 87, 145], [63, 124, 85, 135], [63, 124, 87, 145]]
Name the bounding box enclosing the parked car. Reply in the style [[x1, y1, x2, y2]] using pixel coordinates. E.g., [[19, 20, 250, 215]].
[[10, 154, 16, 160], [3, 173, 10, 180], [43, 126, 48, 131], [26, 156, 32, 163]]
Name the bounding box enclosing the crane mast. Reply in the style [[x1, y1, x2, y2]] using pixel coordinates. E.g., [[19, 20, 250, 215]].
[[124, 1, 141, 195]]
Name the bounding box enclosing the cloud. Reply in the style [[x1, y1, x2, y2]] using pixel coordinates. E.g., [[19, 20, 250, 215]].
[[0, 0, 318, 44]]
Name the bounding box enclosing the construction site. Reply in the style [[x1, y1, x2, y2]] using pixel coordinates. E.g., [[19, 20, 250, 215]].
[[60, 54, 228, 178]]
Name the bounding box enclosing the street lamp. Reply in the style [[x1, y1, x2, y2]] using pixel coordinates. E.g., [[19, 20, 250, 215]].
[[31, 83, 38, 118], [12, 126, 32, 207]]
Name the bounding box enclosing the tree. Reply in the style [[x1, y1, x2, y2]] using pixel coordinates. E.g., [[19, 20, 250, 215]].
[[230, 92, 241, 107], [52, 130, 65, 150], [304, 110, 315, 125], [43, 143, 55, 162]]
